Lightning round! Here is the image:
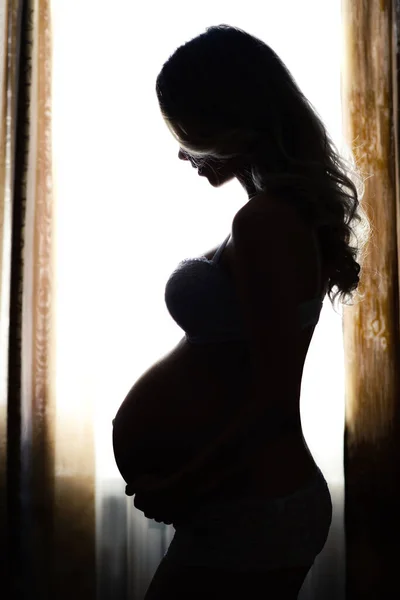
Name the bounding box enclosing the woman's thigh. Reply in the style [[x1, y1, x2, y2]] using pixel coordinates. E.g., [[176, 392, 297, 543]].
[[144, 557, 313, 600]]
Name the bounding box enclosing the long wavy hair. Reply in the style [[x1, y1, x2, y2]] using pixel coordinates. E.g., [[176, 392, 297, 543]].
[[156, 24, 373, 309]]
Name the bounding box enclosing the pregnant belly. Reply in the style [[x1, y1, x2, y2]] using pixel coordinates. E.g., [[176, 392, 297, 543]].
[[112, 337, 252, 487], [112, 337, 317, 502]]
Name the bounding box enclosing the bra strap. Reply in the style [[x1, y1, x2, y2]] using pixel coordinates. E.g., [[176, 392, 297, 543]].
[[213, 230, 322, 299], [212, 233, 231, 263]]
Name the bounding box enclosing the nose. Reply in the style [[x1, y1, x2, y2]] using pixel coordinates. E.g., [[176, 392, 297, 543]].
[[178, 149, 189, 161], [178, 149, 198, 169]]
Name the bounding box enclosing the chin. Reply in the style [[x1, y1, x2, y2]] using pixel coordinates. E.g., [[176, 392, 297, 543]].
[[208, 179, 221, 188], [203, 174, 228, 188]]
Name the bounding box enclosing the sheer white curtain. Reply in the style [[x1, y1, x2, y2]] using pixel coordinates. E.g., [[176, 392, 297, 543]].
[[51, 1, 345, 598]]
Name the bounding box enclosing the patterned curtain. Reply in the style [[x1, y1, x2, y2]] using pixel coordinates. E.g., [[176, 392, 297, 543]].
[[342, 1, 400, 597], [0, 2, 95, 599]]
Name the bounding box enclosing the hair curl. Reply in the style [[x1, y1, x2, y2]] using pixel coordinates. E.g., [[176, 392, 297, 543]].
[[156, 24, 374, 310]]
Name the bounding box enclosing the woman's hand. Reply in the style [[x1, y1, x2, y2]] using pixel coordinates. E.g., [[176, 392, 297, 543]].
[[133, 490, 174, 525], [126, 475, 177, 525]]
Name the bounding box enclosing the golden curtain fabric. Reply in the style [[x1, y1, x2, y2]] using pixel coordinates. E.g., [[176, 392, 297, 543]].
[[341, 1, 400, 597], [1, 2, 95, 599], [0, 0, 26, 592]]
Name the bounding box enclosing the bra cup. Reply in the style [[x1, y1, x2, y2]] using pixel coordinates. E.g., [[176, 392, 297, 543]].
[[164, 243, 323, 343], [165, 258, 246, 340]]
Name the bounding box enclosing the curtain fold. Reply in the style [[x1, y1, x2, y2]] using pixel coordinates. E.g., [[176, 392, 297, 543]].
[[1, 2, 96, 598], [341, 0, 400, 597], [0, 0, 9, 587], [1, 1, 25, 593]]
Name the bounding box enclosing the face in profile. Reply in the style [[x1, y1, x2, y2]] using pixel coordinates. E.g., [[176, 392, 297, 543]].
[[178, 148, 238, 188]]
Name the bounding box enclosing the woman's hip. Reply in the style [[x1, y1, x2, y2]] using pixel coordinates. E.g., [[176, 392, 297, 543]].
[[164, 466, 333, 571]]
